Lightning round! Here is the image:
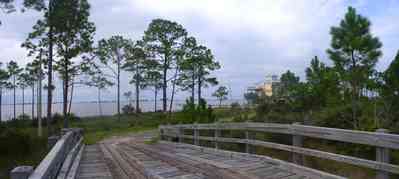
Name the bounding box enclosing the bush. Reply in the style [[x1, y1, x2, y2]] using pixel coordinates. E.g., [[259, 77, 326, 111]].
[[231, 102, 241, 109], [17, 114, 31, 120], [0, 128, 46, 156], [181, 98, 215, 124], [122, 104, 135, 115]]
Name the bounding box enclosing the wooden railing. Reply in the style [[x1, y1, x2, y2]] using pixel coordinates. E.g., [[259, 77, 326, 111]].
[[11, 128, 84, 179], [159, 122, 399, 179]]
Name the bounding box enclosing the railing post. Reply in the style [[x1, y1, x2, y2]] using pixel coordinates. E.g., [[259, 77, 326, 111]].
[[292, 122, 304, 165], [376, 129, 390, 179], [167, 123, 173, 142], [47, 135, 59, 149], [159, 126, 164, 141], [215, 122, 220, 149], [194, 122, 199, 146], [10, 166, 33, 179], [245, 121, 251, 153], [178, 123, 184, 143]]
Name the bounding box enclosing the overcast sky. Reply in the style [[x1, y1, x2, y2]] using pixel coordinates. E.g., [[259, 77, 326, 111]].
[[1, 0, 399, 102]]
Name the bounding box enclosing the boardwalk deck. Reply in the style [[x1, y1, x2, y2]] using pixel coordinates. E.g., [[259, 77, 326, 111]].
[[76, 145, 113, 179], [76, 131, 344, 179]]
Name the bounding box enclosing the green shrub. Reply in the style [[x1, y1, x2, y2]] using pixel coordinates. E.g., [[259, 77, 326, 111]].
[[122, 104, 135, 115], [181, 98, 215, 124]]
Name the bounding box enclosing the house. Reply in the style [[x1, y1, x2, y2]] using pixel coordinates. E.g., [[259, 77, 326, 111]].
[[247, 75, 280, 97]]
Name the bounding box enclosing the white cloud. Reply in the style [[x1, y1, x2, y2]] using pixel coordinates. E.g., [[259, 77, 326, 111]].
[[1, 0, 399, 100]]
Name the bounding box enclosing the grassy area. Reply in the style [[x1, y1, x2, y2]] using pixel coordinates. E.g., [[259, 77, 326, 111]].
[[70, 108, 244, 145], [71, 114, 163, 144]]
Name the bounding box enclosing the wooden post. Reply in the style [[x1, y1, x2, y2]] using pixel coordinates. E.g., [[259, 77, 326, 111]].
[[292, 122, 304, 165], [159, 126, 164, 141], [376, 129, 390, 179], [194, 122, 199, 146], [245, 130, 251, 153], [245, 121, 251, 153], [215, 122, 220, 149], [47, 135, 59, 149], [178, 124, 184, 143], [167, 123, 173, 142]]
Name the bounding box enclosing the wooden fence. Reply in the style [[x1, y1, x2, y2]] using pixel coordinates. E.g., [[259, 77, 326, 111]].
[[159, 122, 399, 179], [11, 128, 84, 179]]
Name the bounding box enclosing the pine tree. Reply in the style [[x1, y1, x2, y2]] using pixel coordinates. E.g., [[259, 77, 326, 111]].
[[327, 7, 382, 129], [143, 19, 187, 112]]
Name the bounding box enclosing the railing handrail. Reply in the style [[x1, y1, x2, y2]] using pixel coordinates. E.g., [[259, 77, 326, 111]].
[[160, 122, 399, 149], [159, 122, 399, 178], [28, 128, 83, 179]]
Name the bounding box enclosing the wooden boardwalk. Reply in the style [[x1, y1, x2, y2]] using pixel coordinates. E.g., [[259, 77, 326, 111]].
[[75, 131, 343, 179], [13, 124, 399, 179], [76, 145, 113, 179]]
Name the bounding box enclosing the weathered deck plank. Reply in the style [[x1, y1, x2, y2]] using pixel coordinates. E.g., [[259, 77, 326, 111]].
[[78, 131, 345, 179], [76, 145, 113, 179]]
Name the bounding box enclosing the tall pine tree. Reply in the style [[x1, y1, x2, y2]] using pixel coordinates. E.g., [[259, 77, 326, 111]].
[[327, 7, 382, 129]]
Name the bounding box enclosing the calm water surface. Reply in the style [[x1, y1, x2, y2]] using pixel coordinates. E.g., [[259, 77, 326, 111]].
[[0, 99, 244, 121]]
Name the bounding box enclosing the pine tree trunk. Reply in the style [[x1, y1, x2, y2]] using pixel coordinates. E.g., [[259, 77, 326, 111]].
[[47, 3, 54, 132], [117, 53, 121, 120], [136, 83, 140, 113], [63, 64, 69, 128], [135, 65, 140, 113], [38, 50, 43, 136], [163, 67, 167, 113], [154, 87, 157, 112], [31, 84, 35, 120], [98, 88, 103, 117], [169, 68, 178, 113], [13, 76, 16, 120], [68, 80, 74, 114], [197, 73, 202, 103], [191, 74, 195, 102], [0, 88, 2, 122], [162, 52, 168, 113], [22, 87, 25, 119], [38, 74, 42, 137]]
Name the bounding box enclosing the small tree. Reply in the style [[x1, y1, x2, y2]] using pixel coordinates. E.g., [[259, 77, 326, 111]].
[[0, 62, 10, 122], [51, 0, 95, 128], [144, 69, 162, 112], [17, 71, 31, 119], [305, 56, 341, 110], [176, 37, 198, 101], [194, 46, 220, 102], [178, 37, 220, 105], [7, 61, 22, 120], [327, 7, 382, 129], [25, 62, 37, 120], [143, 18, 187, 112], [244, 91, 258, 105], [123, 40, 149, 113], [95, 36, 130, 120], [81, 58, 114, 117], [278, 70, 300, 98], [123, 91, 133, 106], [213, 86, 228, 107], [88, 76, 113, 117], [380, 50, 399, 127], [23, 45, 46, 137]]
